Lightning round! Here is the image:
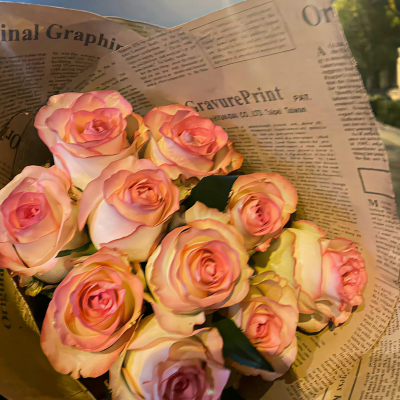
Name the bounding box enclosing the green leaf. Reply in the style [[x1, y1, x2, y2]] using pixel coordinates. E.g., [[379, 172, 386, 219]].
[[24, 279, 44, 297], [56, 242, 94, 258], [41, 285, 57, 299], [182, 175, 238, 212], [212, 318, 274, 372]]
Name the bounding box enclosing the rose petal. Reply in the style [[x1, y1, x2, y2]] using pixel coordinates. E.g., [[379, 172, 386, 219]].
[[99, 91, 133, 118], [298, 311, 330, 333], [71, 93, 105, 113], [88, 199, 141, 248], [51, 141, 137, 190], [103, 223, 165, 262], [151, 302, 206, 336], [291, 220, 326, 237], [185, 202, 231, 225]]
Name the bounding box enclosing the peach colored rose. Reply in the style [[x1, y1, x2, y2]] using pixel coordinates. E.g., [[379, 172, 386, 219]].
[[227, 173, 297, 252], [140, 104, 243, 180], [109, 315, 230, 400], [0, 166, 86, 283], [228, 271, 298, 380], [313, 237, 367, 328], [254, 221, 367, 332], [40, 248, 144, 379], [35, 90, 147, 190], [79, 156, 180, 262], [145, 202, 253, 335]]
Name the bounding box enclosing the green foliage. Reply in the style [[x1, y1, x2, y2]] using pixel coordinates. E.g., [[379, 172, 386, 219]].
[[369, 94, 400, 127], [335, 0, 400, 88], [182, 175, 238, 211], [56, 242, 96, 258], [212, 318, 274, 372], [19, 276, 57, 298]]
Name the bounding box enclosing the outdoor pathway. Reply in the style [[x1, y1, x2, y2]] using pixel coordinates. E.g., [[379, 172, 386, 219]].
[[378, 122, 400, 217]]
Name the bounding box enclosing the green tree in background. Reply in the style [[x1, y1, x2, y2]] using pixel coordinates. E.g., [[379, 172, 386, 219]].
[[335, 0, 400, 90]]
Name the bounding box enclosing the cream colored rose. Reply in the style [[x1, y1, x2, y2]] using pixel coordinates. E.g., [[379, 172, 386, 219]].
[[138, 104, 243, 180], [78, 156, 180, 262], [109, 315, 230, 400], [40, 248, 144, 379], [145, 202, 253, 335], [0, 166, 87, 283], [228, 271, 298, 380], [254, 221, 367, 332], [35, 90, 147, 190], [227, 173, 297, 252]]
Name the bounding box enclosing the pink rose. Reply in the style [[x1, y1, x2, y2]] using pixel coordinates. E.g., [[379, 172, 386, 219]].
[[0, 166, 86, 283], [109, 315, 230, 400], [35, 90, 147, 190], [40, 248, 144, 378], [145, 202, 253, 335], [315, 237, 367, 326], [79, 156, 180, 262], [254, 221, 367, 332], [141, 104, 243, 180], [227, 173, 298, 252], [228, 271, 298, 380]]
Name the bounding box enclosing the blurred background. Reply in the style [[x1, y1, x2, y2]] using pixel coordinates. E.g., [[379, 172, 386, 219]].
[[334, 0, 400, 213], [335, 0, 400, 127], [3, 0, 242, 28]]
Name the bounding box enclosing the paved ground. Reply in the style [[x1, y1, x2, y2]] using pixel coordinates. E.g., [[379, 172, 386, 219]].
[[378, 123, 400, 216]]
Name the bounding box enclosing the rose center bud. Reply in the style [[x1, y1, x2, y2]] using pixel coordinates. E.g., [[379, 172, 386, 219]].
[[85, 119, 112, 134], [173, 375, 190, 392], [163, 368, 205, 400], [129, 181, 161, 205], [245, 198, 270, 227], [13, 194, 47, 228], [246, 306, 283, 348], [185, 128, 210, 145], [341, 268, 360, 295], [179, 128, 216, 156], [80, 284, 123, 321], [254, 204, 268, 224], [198, 251, 226, 288], [89, 291, 113, 310], [181, 130, 197, 145], [249, 314, 270, 339], [20, 206, 40, 220]]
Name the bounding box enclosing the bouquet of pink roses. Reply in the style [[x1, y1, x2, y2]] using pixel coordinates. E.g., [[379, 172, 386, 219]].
[[0, 90, 367, 399]]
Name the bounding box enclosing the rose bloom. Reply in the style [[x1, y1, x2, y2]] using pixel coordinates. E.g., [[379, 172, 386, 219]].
[[0, 166, 86, 283], [35, 90, 147, 190], [138, 104, 243, 180], [40, 248, 143, 378], [146, 202, 253, 335], [227, 173, 298, 252], [228, 271, 298, 380], [79, 156, 180, 262], [254, 221, 367, 332], [109, 315, 230, 400]]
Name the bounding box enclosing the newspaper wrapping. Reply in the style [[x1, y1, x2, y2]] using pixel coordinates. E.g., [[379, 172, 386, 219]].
[[0, 0, 399, 399], [0, 4, 162, 399], [0, 2, 166, 187]]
